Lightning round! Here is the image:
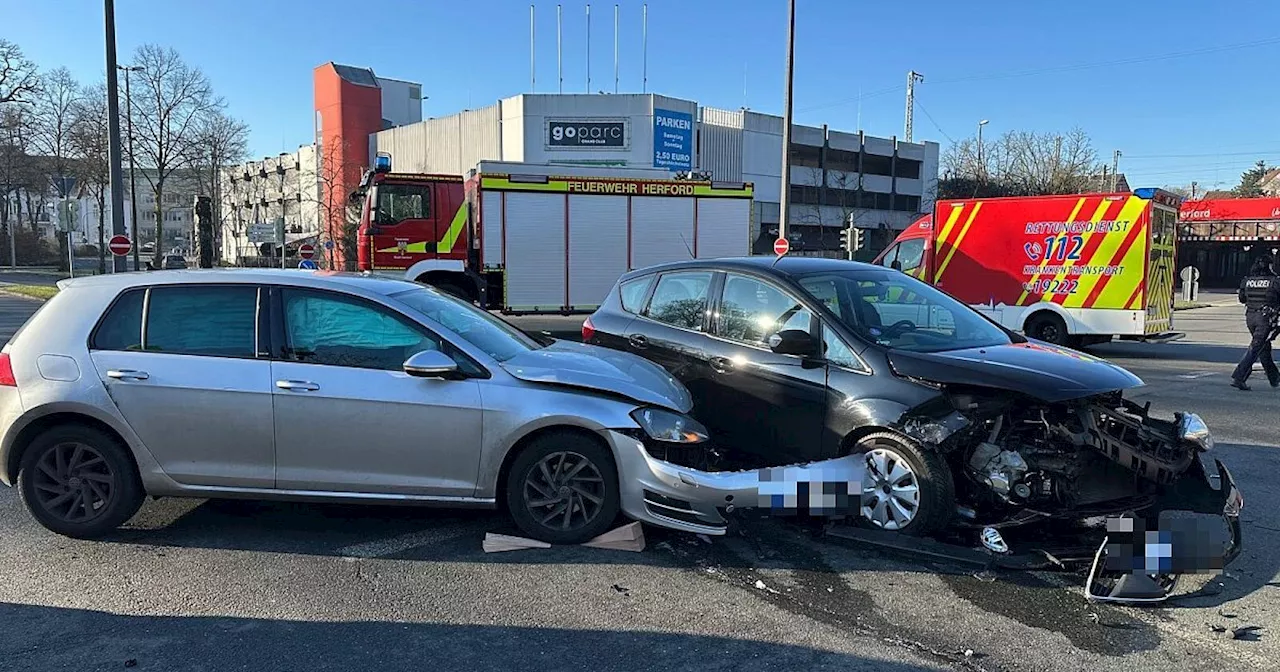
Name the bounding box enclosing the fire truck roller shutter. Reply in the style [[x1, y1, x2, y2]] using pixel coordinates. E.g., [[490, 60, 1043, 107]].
[[568, 195, 629, 311], [631, 196, 695, 270], [504, 192, 568, 312], [695, 198, 750, 259], [481, 190, 503, 268]]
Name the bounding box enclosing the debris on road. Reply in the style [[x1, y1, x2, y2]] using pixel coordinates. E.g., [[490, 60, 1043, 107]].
[[611, 584, 631, 596], [1218, 609, 1239, 619], [482, 533, 551, 553], [1231, 625, 1263, 641], [582, 522, 645, 552], [124, 660, 137, 668]]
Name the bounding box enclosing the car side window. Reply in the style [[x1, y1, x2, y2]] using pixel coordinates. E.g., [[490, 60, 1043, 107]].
[[896, 238, 926, 274], [91, 289, 146, 351], [645, 272, 713, 330], [619, 276, 654, 315], [822, 323, 866, 372], [144, 286, 259, 357], [718, 274, 812, 345], [282, 289, 448, 371]]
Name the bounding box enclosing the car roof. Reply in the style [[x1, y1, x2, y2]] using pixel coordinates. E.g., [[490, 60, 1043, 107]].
[[56, 269, 422, 296], [622, 256, 883, 280]]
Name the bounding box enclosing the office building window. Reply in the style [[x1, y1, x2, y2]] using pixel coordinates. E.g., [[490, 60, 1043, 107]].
[[863, 154, 892, 176], [826, 148, 859, 174], [893, 195, 921, 212], [788, 185, 822, 206], [788, 144, 822, 169], [896, 158, 922, 180]]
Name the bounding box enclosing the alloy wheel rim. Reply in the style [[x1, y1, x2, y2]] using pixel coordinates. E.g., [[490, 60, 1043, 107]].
[[523, 451, 605, 532], [860, 447, 920, 531], [32, 442, 115, 523]]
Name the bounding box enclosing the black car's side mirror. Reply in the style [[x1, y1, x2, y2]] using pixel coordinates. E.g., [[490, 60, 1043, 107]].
[[767, 329, 817, 357]]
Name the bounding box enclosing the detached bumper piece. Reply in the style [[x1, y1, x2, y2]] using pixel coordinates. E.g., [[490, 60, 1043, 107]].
[[1085, 457, 1243, 604]]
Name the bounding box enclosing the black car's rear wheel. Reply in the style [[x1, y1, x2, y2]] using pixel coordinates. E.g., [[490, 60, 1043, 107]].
[[505, 431, 621, 544], [18, 425, 144, 538], [851, 432, 954, 536]]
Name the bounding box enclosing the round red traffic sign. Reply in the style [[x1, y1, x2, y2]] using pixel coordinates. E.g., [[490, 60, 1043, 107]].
[[298, 243, 316, 260], [773, 236, 790, 256], [108, 235, 132, 257]]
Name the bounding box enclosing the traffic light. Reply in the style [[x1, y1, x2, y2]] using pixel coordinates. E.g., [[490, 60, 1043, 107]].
[[852, 228, 865, 252], [838, 225, 864, 260]]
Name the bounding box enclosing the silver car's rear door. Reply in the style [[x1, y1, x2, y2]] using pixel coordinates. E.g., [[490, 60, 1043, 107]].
[[268, 287, 484, 497], [88, 284, 276, 488]]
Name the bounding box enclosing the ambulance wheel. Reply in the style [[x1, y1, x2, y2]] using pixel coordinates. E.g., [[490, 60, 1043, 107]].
[[1025, 312, 1070, 346]]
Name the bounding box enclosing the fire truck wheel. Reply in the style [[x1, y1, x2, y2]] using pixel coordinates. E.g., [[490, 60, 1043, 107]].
[[505, 430, 622, 545], [1025, 312, 1070, 346]]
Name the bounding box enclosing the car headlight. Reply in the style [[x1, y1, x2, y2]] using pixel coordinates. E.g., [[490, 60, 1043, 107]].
[[1176, 412, 1214, 452], [631, 407, 709, 444]]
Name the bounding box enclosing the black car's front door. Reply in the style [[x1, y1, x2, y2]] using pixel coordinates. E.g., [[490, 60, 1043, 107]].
[[699, 273, 828, 463], [626, 270, 720, 410]]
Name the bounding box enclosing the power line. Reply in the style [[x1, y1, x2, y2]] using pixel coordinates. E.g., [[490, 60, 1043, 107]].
[[914, 101, 954, 143]]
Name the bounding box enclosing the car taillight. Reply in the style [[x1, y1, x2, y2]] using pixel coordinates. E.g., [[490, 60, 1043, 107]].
[[581, 316, 596, 342], [0, 353, 15, 387]]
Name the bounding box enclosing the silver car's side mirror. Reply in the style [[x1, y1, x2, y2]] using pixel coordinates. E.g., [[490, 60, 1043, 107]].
[[403, 350, 460, 379]]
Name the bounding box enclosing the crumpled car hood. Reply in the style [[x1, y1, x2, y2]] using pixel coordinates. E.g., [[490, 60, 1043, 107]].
[[500, 340, 693, 412], [888, 341, 1144, 402]]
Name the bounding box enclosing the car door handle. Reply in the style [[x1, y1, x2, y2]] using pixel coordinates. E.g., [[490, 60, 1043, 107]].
[[628, 334, 648, 349], [106, 369, 149, 381], [275, 379, 320, 392], [709, 357, 734, 374]]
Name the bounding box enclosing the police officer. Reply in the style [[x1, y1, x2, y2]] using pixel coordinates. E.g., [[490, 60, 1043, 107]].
[[1230, 254, 1280, 390]]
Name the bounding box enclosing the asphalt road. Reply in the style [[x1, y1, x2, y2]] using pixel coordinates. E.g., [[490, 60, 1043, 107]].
[[0, 293, 1277, 671]]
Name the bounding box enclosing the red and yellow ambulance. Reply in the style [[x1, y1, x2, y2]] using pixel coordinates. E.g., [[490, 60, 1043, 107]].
[[873, 188, 1181, 346]]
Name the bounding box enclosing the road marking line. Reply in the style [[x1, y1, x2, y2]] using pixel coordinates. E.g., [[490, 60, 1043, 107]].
[[1178, 372, 1217, 379], [337, 527, 467, 559]]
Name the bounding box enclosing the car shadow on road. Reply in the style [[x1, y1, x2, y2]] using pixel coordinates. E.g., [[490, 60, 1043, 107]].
[[0, 601, 948, 672], [1089, 341, 1248, 365]]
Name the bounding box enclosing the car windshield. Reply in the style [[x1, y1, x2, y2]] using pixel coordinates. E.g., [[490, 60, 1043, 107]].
[[796, 269, 1011, 353], [390, 287, 540, 362]]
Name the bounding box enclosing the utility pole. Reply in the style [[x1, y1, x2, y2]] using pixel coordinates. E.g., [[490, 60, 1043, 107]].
[[104, 0, 128, 273], [977, 119, 989, 179], [614, 4, 619, 94], [1111, 150, 1122, 191], [585, 4, 591, 93], [1191, 181, 1199, 199], [120, 65, 142, 271], [641, 4, 648, 93], [530, 4, 535, 92], [903, 71, 924, 142], [778, 0, 796, 242], [557, 5, 563, 93]]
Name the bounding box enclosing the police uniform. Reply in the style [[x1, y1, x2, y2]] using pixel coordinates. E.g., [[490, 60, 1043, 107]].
[[1230, 259, 1280, 390]]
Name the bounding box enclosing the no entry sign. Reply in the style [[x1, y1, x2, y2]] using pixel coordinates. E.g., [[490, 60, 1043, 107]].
[[298, 243, 316, 260], [773, 236, 790, 256], [108, 235, 132, 257]]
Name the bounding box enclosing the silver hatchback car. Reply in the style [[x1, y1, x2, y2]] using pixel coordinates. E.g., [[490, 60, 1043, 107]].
[[0, 270, 752, 544]]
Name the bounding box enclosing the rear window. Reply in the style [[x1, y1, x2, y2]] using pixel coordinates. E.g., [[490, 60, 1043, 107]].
[[91, 289, 145, 351], [619, 276, 653, 314], [144, 286, 258, 357]]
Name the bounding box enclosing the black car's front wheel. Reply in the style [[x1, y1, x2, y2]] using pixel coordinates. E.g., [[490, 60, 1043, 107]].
[[505, 431, 621, 544], [17, 425, 144, 539], [852, 432, 954, 536]]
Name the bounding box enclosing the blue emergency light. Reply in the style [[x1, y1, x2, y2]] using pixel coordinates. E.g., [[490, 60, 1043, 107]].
[[374, 152, 392, 173]]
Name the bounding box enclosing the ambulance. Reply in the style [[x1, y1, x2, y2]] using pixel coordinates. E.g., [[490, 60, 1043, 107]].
[[872, 188, 1181, 346], [355, 156, 755, 313]]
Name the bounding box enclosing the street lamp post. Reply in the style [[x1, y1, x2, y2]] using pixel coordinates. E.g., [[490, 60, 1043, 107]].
[[977, 119, 990, 177], [118, 65, 143, 271], [778, 0, 796, 243]]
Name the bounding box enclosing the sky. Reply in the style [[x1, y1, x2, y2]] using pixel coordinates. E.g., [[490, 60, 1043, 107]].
[[4, 0, 1280, 193]]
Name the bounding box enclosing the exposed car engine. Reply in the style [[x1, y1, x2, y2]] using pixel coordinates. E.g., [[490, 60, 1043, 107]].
[[938, 390, 1204, 526]]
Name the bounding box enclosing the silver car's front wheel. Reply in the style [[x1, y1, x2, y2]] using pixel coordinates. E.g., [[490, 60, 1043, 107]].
[[861, 447, 920, 531], [505, 431, 621, 544]]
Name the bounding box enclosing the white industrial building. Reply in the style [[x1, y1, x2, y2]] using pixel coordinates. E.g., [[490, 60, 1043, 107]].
[[370, 92, 938, 258], [218, 145, 320, 263]]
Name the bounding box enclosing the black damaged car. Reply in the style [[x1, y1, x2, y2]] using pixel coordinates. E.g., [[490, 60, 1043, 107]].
[[583, 257, 1240, 549]]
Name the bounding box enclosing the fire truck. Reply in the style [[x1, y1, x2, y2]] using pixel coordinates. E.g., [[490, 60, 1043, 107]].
[[872, 188, 1181, 347], [355, 156, 755, 313]]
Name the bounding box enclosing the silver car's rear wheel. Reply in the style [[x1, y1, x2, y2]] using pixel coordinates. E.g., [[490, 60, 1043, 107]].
[[31, 442, 116, 524], [860, 447, 920, 531], [523, 451, 606, 532], [18, 425, 144, 539]]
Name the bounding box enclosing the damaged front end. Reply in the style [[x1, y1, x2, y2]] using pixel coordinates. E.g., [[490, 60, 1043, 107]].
[[892, 384, 1242, 604]]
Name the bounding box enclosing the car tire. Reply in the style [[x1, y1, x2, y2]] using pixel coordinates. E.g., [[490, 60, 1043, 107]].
[[1025, 312, 1071, 346], [505, 431, 622, 545], [17, 425, 144, 539], [851, 431, 954, 536]]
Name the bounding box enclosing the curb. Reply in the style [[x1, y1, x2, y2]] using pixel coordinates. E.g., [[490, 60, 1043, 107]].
[[0, 289, 51, 303]]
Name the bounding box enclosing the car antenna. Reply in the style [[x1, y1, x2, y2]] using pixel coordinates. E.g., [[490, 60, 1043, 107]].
[[678, 232, 694, 259]]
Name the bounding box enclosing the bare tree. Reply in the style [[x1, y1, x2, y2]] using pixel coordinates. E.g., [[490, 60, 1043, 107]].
[[192, 110, 248, 259], [0, 39, 40, 105], [71, 84, 110, 273], [940, 127, 1103, 199], [311, 136, 363, 270], [128, 45, 215, 266], [32, 67, 84, 269], [0, 105, 42, 233]]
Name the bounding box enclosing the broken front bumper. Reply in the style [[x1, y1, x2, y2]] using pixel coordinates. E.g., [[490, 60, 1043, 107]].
[[1085, 456, 1243, 604], [604, 430, 866, 536]]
